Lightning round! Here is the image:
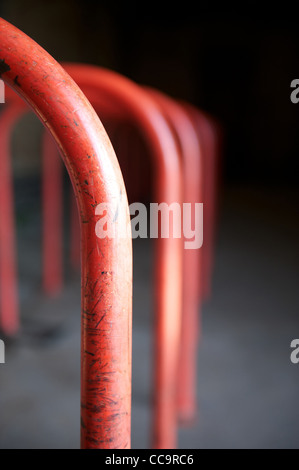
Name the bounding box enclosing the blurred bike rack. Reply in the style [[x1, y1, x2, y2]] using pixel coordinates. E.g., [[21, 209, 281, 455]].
[[41, 69, 217, 445], [183, 104, 220, 302], [0, 18, 132, 449], [43, 64, 184, 449], [0, 100, 27, 334], [145, 89, 203, 424], [0, 57, 183, 448]]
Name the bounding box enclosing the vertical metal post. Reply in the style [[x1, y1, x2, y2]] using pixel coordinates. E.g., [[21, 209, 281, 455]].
[[58, 65, 183, 449], [146, 89, 203, 424], [0, 18, 132, 448], [42, 131, 63, 295], [0, 102, 26, 335]]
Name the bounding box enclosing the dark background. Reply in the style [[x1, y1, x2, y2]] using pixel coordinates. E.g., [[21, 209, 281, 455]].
[[1, 1, 299, 187]]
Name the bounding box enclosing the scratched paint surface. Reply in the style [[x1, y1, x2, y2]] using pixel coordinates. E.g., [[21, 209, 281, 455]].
[[1, 55, 183, 448], [0, 18, 132, 449], [58, 64, 183, 449]]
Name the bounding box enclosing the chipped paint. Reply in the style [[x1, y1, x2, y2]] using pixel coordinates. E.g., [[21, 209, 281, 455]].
[[0, 18, 132, 449]]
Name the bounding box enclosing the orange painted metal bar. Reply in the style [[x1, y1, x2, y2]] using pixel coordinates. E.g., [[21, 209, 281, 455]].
[[0, 18, 132, 448], [69, 177, 81, 270], [0, 101, 26, 335], [146, 89, 203, 424], [42, 131, 63, 295], [47, 64, 183, 449], [0, 94, 65, 335], [184, 104, 219, 301], [1, 58, 186, 447], [0, 87, 65, 308]]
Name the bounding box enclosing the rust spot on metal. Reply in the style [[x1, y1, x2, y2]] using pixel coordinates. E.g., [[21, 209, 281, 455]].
[[84, 350, 95, 356], [0, 59, 10, 77], [83, 189, 94, 200], [95, 314, 105, 328], [13, 75, 21, 87]]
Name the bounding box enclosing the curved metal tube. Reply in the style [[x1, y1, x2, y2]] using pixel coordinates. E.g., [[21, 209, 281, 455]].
[[0, 101, 27, 334], [42, 130, 64, 295], [0, 18, 132, 449], [1, 61, 184, 448], [46, 64, 183, 449], [145, 89, 203, 424], [183, 104, 219, 301], [0, 98, 65, 334]]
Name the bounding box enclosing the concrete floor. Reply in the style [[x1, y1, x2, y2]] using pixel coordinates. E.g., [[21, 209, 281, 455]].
[[0, 183, 298, 449]]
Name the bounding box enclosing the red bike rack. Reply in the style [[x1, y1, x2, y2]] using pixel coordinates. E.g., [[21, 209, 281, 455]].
[[43, 64, 184, 449], [42, 131, 64, 295], [145, 89, 203, 424], [0, 30, 220, 446], [184, 104, 220, 302], [0, 59, 183, 448], [0, 18, 132, 449], [0, 101, 27, 334], [42, 72, 209, 441]]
